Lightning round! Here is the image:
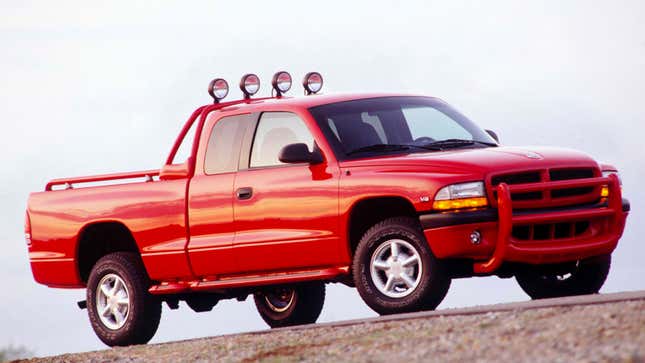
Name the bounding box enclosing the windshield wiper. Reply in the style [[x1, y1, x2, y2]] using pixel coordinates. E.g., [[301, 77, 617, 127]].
[[346, 143, 443, 155], [346, 144, 411, 155], [422, 139, 497, 149]]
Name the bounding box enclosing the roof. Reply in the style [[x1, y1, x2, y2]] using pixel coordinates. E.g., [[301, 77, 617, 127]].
[[210, 93, 436, 113]]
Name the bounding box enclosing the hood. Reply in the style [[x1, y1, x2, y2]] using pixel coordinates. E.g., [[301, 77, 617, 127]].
[[339, 146, 600, 175]]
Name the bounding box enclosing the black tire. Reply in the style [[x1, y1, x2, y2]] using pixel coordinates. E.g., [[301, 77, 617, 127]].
[[352, 217, 450, 315], [254, 282, 325, 328], [516, 254, 611, 299], [86, 252, 162, 346]]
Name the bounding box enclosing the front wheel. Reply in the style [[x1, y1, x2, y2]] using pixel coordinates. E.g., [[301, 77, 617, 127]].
[[87, 252, 162, 346], [254, 282, 325, 328], [515, 254, 611, 299], [353, 217, 451, 315]]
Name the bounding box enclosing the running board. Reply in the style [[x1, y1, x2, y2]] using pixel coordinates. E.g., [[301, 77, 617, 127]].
[[148, 266, 349, 295]]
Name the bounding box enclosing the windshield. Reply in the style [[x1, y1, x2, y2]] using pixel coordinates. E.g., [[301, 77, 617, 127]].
[[308, 96, 497, 160]]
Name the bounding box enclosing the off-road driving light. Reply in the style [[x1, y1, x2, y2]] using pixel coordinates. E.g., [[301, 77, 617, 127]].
[[272, 71, 292, 97], [433, 181, 488, 211], [208, 78, 229, 103], [303, 72, 323, 95], [240, 73, 260, 98]]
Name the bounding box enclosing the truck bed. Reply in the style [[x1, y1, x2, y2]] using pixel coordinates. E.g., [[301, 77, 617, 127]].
[[27, 169, 192, 287]]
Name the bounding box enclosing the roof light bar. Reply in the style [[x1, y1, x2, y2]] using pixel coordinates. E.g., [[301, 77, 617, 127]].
[[303, 72, 323, 95], [271, 71, 292, 97], [208, 78, 229, 103], [240, 73, 260, 99]]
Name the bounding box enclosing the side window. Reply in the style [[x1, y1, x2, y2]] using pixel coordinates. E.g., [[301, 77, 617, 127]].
[[204, 114, 250, 174], [402, 106, 472, 141], [250, 112, 315, 168]]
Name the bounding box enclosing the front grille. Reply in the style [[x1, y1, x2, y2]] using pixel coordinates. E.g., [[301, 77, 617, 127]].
[[550, 168, 594, 181], [552, 187, 594, 198], [549, 168, 595, 199], [510, 191, 542, 201], [492, 172, 541, 186], [488, 167, 600, 209], [491, 171, 545, 202], [512, 221, 590, 241]]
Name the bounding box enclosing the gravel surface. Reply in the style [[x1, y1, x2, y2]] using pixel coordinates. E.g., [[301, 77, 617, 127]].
[[18, 300, 645, 363]]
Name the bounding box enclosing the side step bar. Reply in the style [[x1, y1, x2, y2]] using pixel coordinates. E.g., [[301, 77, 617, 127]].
[[148, 266, 349, 295]]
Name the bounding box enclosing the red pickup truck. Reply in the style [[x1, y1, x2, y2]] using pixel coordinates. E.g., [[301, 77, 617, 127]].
[[26, 72, 629, 346]]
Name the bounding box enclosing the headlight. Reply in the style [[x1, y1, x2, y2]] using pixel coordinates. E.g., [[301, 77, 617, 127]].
[[602, 170, 621, 184], [601, 170, 622, 197], [433, 181, 488, 211]]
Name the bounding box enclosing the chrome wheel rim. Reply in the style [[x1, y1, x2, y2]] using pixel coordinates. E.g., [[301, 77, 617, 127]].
[[370, 239, 422, 298], [96, 273, 130, 330], [264, 288, 295, 313]]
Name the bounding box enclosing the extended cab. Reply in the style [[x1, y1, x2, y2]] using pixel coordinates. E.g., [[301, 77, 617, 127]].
[[25, 72, 630, 346]]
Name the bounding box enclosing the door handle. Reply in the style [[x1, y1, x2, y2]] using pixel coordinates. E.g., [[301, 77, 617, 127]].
[[236, 187, 253, 200]]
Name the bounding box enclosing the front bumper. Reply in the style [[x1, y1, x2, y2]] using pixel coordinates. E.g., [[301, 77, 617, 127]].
[[419, 174, 628, 273]]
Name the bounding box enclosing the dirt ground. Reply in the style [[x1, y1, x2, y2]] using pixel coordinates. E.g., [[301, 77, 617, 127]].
[[19, 300, 645, 363]]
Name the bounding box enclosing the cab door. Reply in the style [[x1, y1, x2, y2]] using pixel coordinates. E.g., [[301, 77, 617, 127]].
[[187, 113, 252, 277], [233, 111, 341, 273]]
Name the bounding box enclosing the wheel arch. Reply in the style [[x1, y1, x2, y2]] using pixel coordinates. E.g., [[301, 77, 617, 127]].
[[76, 220, 141, 283], [346, 196, 419, 259]]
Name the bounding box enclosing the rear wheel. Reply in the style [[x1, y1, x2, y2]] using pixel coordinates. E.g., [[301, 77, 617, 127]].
[[353, 217, 450, 315], [87, 252, 161, 346], [253, 282, 325, 328], [515, 254, 611, 299]]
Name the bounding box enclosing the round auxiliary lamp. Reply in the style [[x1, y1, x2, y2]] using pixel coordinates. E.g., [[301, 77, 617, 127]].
[[303, 72, 323, 95], [271, 71, 292, 97], [208, 78, 229, 104], [240, 73, 261, 99]]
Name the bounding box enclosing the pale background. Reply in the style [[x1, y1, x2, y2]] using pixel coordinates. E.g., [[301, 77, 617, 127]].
[[1, 0, 643, 357]]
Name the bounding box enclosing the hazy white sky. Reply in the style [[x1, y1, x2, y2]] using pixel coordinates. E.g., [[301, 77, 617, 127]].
[[1, 0, 644, 357]]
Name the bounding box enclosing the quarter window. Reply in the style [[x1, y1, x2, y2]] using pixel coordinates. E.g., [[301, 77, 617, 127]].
[[250, 112, 315, 168], [204, 114, 250, 174]]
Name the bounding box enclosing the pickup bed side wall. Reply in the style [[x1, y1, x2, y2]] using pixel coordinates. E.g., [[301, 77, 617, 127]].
[[28, 178, 192, 287]]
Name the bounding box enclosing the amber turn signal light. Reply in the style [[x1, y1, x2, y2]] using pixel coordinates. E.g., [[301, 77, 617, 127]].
[[432, 197, 488, 211]]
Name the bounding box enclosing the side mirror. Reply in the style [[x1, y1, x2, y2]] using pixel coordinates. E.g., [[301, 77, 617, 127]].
[[485, 129, 499, 143], [160, 160, 191, 180], [279, 143, 323, 164]]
